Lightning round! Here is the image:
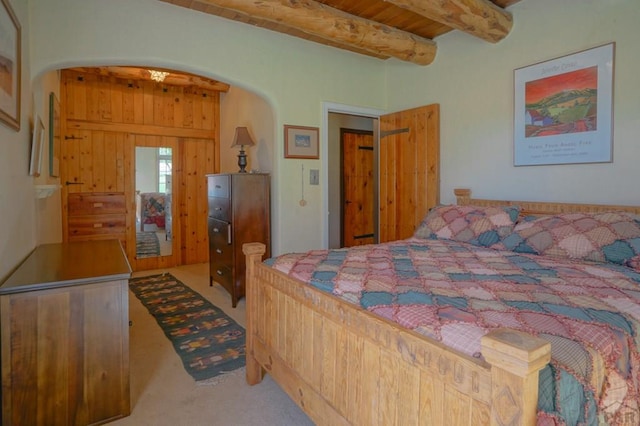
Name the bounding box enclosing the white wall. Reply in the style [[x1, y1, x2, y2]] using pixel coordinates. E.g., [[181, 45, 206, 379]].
[[386, 0, 640, 206], [28, 0, 388, 256], [33, 70, 63, 246], [135, 147, 160, 193], [0, 0, 36, 280], [16, 0, 640, 279], [220, 87, 274, 175]]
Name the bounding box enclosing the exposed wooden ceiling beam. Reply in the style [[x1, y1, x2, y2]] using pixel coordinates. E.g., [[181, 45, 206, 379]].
[[68, 66, 230, 92], [386, 0, 513, 43], [195, 0, 438, 65]]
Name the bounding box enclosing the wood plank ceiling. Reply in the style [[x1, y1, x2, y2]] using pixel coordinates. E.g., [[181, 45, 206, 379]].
[[66, 66, 230, 92], [159, 0, 523, 65]]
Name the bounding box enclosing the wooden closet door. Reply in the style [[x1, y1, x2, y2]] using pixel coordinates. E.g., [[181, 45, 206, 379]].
[[379, 104, 440, 242], [59, 68, 221, 270], [60, 130, 128, 246], [341, 129, 374, 247]]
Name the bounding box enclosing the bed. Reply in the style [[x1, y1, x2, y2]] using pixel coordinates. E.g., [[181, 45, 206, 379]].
[[136, 192, 166, 231], [243, 189, 640, 426]]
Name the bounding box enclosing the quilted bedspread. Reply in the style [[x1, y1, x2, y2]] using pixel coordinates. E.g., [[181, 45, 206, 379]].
[[266, 238, 640, 425]]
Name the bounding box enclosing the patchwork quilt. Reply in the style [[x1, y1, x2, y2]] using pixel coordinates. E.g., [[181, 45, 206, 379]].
[[266, 238, 640, 426]]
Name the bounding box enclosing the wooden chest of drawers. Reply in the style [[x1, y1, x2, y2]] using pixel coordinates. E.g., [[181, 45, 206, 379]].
[[207, 173, 270, 307], [0, 240, 131, 426], [67, 192, 126, 244]]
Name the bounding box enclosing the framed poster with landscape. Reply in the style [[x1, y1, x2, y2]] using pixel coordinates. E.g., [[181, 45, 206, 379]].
[[513, 43, 614, 166], [0, 0, 21, 131], [284, 125, 319, 159]]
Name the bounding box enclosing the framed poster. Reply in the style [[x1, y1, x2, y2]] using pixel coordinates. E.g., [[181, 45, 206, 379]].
[[513, 43, 614, 166], [0, 0, 21, 131], [284, 125, 319, 159]]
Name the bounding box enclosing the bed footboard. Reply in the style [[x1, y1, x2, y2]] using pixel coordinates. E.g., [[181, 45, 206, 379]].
[[243, 243, 550, 425]]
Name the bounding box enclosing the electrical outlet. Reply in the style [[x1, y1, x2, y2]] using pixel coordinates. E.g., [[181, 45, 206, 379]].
[[310, 169, 319, 185]]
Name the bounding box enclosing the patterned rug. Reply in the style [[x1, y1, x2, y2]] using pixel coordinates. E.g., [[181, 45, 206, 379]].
[[136, 232, 160, 258], [128, 273, 245, 382]]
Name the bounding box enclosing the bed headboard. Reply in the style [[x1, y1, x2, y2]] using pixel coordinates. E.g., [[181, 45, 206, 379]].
[[454, 188, 640, 216]]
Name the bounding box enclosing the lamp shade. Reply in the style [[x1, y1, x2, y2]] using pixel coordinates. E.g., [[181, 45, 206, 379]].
[[230, 127, 256, 148]]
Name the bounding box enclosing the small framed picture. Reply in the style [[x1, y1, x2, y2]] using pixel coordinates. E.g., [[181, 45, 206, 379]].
[[284, 125, 319, 159]]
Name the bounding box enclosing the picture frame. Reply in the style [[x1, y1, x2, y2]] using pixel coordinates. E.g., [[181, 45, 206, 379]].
[[29, 115, 45, 177], [49, 92, 60, 177], [513, 43, 614, 166], [0, 0, 21, 131], [284, 125, 319, 159]]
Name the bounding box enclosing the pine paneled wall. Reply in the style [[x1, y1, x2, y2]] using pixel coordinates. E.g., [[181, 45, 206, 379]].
[[60, 69, 220, 270]]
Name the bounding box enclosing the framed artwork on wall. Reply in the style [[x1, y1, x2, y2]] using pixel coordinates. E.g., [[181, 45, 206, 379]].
[[49, 92, 60, 177], [0, 0, 21, 131], [284, 125, 319, 159], [29, 116, 45, 177], [513, 43, 614, 166]]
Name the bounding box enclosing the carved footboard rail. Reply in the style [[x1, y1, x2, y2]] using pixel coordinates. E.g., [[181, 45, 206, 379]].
[[243, 243, 551, 425]]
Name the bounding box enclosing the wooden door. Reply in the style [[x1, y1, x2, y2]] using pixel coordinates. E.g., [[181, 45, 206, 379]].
[[341, 129, 375, 247], [379, 104, 440, 242], [61, 130, 129, 247]]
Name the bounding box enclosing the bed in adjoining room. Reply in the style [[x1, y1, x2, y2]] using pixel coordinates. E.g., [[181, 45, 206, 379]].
[[136, 191, 167, 232], [243, 188, 640, 426]]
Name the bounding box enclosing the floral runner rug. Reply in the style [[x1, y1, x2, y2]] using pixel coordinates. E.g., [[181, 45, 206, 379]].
[[129, 273, 245, 382]]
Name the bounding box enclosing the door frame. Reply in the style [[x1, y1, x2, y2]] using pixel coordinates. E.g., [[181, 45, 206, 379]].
[[322, 102, 385, 249]]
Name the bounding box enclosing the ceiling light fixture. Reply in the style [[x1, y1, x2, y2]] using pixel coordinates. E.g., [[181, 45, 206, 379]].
[[148, 70, 169, 82]]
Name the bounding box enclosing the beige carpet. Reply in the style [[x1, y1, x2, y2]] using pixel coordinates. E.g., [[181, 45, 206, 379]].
[[111, 263, 314, 426]]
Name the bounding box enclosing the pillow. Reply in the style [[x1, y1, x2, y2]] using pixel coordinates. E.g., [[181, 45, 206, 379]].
[[413, 204, 520, 247], [499, 211, 640, 268]]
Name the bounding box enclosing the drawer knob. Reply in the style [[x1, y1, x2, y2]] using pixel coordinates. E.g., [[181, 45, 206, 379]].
[[215, 207, 222, 211], [213, 227, 219, 233], [216, 249, 222, 254], [216, 270, 223, 276]]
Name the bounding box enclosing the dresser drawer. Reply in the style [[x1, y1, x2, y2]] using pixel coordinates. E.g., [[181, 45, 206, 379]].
[[68, 214, 126, 238], [210, 262, 233, 293], [207, 175, 230, 198], [68, 193, 125, 215], [208, 197, 230, 220], [208, 219, 233, 264]]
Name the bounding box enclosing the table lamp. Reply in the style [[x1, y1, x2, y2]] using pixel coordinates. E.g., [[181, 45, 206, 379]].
[[231, 126, 256, 173]]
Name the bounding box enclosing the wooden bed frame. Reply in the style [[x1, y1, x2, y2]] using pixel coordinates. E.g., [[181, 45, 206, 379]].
[[242, 189, 640, 425]]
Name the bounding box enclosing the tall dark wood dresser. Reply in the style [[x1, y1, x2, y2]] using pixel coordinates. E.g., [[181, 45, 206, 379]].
[[207, 173, 271, 307]]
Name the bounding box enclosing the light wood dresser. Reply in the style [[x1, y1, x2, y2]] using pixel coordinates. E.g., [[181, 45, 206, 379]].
[[67, 192, 127, 246], [207, 173, 271, 307], [0, 240, 132, 426]]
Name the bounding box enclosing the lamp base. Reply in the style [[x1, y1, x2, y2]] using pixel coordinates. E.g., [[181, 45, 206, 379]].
[[237, 148, 248, 173]]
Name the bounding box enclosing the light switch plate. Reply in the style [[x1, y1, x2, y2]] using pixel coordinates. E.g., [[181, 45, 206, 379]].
[[310, 169, 319, 185]]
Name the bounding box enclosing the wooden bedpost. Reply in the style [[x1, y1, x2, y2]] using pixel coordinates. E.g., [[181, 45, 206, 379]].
[[481, 329, 551, 426], [454, 188, 471, 205], [243, 242, 267, 385]]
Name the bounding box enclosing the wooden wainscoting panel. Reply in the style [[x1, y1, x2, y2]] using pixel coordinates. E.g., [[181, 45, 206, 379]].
[[60, 69, 220, 270], [181, 137, 216, 265]]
